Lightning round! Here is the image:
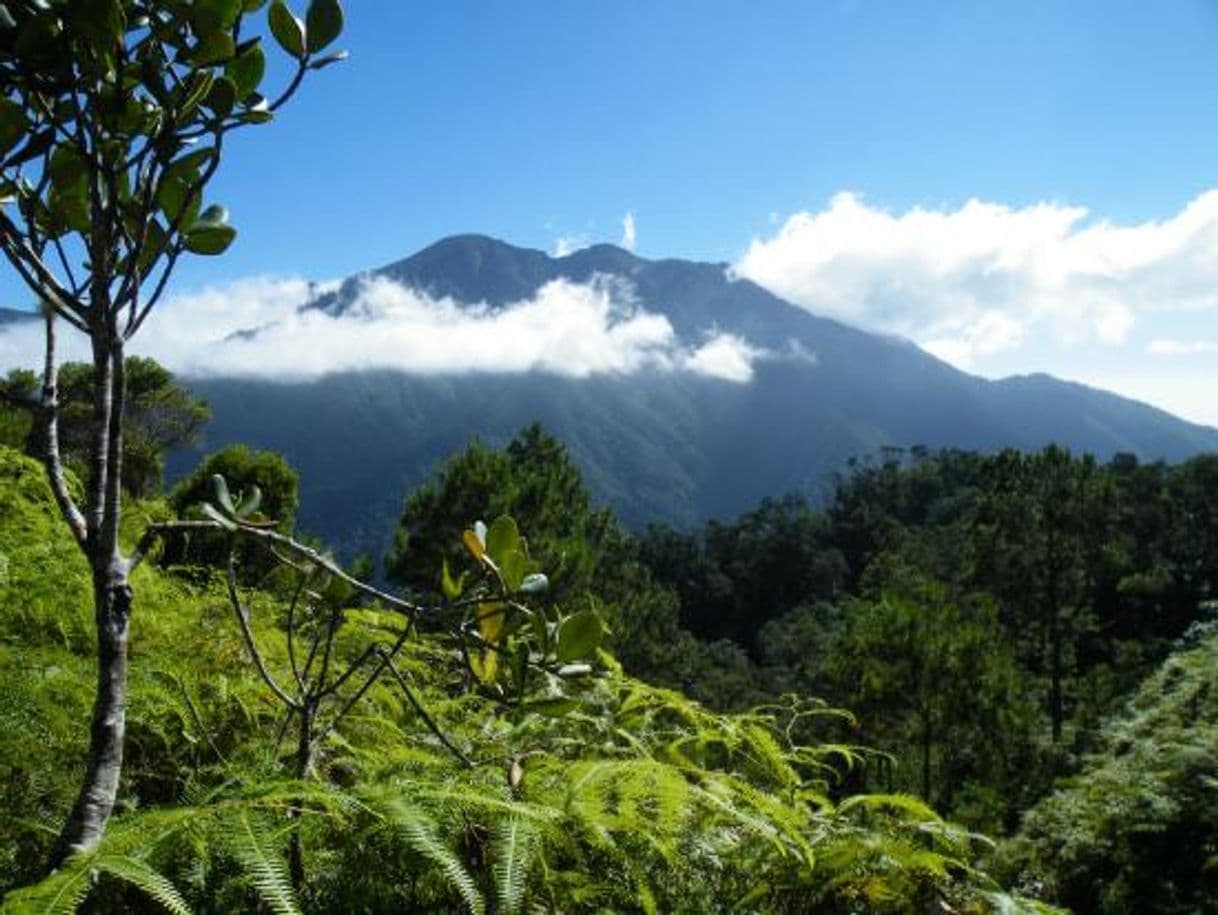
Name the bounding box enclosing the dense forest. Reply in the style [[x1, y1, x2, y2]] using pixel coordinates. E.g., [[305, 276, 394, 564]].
[[5, 362, 1218, 911]]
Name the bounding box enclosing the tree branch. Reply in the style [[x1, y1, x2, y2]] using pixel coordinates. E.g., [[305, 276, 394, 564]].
[[39, 310, 87, 548], [226, 551, 301, 711]]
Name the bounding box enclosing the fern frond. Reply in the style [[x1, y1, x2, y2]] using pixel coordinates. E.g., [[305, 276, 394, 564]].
[[232, 812, 300, 915], [492, 815, 536, 915], [1, 865, 94, 915], [378, 798, 484, 915], [96, 855, 192, 915]]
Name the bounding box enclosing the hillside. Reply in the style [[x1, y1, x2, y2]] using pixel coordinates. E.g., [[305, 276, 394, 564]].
[[173, 235, 1218, 558], [0, 446, 1041, 912]]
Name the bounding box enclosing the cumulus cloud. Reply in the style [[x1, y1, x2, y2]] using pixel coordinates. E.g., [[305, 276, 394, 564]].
[[734, 190, 1218, 366], [0, 275, 771, 383], [620, 212, 637, 251], [682, 333, 763, 382]]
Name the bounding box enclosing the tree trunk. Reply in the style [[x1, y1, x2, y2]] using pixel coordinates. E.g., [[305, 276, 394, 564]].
[[49, 335, 129, 867], [49, 562, 132, 866], [288, 705, 314, 888]]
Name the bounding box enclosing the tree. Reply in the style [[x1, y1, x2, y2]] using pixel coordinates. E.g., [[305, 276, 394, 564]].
[[2, 356, 211, 495], [388, 424, 617, 602], [0, 0, 345, 863], [973, 447, 1112, 742], [164, 443, 299, 577], [826, 568, 1034, 821]]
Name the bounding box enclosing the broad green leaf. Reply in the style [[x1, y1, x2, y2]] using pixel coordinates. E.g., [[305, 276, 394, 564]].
[[556, 609, 604, 663], [185, 205, 237, 255], [184, 223, 236, 255], [156, 175, 201, 228], [486, 515, 520, 565], [205, 76, 238, 117], [305, 0, 343, 52], [477, 601, 506, 644], [470, 648, 498, 684], [522, 698, 578, 718], [192, 0, 244, 32], [192, 30, 236, 66], [499, 548, 527, 592], [268, 1, 306, 58], [212, 474, 235, 513], [226, 41, 267, 98], [441, 559, 465, 600]]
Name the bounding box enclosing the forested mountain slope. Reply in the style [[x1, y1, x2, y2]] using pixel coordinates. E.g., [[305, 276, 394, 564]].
[[175, 235, 1218, 557]]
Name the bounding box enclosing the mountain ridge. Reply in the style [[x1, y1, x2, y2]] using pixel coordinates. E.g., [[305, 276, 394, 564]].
[[163, 234, 1218, 557]]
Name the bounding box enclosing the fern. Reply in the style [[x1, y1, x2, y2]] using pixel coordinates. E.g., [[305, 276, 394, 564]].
[[1, 865, 93, 915], [95, 856, 192, 915], [491, 815, 535, 915], [375, 796, 484, 915], [231, 812, 300, 915]]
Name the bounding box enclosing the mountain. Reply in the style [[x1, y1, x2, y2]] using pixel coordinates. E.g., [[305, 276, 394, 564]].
[[172, 235, 1218, 558], [0, 307, 35, 326]]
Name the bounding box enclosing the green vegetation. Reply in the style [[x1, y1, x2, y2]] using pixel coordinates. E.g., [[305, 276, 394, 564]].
[[0, 0, 345, 861], [1, 357, 211, 497], [0, 444, 1041, 912]]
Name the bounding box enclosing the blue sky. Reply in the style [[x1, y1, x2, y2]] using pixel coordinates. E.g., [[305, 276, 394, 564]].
[[4, 0, 1218, 423], [186, 0, 1218, 277]]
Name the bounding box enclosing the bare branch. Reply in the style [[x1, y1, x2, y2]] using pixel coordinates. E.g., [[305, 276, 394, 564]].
[[132, 519, 429, 617], [382, 652, 473, 768], [226, 551, 301, 711], [40, 310, 87, 549]]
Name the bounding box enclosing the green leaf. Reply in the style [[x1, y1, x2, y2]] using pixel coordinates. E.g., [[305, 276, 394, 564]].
[[556, 609, 604, 662], [237, 484, 262, 519], [190, 0, 244, 36], [522, 697, 578, 717], [305, 0, 343, 52], [500, 548, 527, 592], [184, 205, 237, 255], [441, 559, 465, 600], [486, 515, 520, 565], [477, 601, 507, 643], [156, 175, 201, 228], [268, 1, 306, 58], [212, 474, 236, 513], [226, 40, 267, 98], [0, 98, 28, 157], [204, 76, 238, 117], [202, 502, 237, 531], [192, 30, 236, 66]]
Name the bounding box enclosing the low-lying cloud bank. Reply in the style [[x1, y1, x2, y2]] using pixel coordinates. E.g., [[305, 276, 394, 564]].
[[0, 275, 775, 383], [734, 190, 1218, 368]]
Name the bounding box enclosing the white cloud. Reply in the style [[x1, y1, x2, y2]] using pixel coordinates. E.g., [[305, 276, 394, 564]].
[[1148, 338, 1218, 356], [620, 212, 637, 251], [682, 333, 763, 382], [552, 235, 589, 257], [734, 190, 1218, 363], [0, 275, 770, 384]]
